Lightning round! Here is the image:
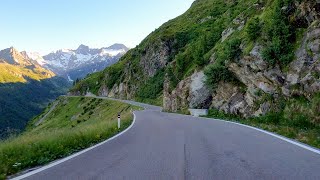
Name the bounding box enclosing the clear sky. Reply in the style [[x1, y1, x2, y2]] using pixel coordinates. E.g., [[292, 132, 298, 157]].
[[1, 0, 194, 54]]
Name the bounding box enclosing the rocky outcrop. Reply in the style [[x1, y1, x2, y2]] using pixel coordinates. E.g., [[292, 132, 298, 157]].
[[189, 71, 212, 108], [163, 75, 191, 112], [98, 82, 131, 99], [294, 1, 320, 25], [222, 18, 320, 117], [94, 40, 172, 99], [200, 1, 319, 117], [163, 71, 211, 112], [221, 28, 235, 42], [215, 14, 320, 118], [140, 41, 172, 77], [285, 20, 320, 98]]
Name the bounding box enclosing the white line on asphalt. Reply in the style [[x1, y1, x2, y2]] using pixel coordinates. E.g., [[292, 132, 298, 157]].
[[11, 112, 137, 180], [199, 116, 320, 155], [169, 112, 320, 155]]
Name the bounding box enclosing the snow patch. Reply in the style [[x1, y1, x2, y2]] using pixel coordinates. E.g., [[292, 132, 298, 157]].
[[26, 52, 47, 66], [100, 49, 125, 56], [67, 75, 73, 82]]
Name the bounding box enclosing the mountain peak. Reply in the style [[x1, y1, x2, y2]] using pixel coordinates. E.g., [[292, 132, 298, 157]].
[[107, 43, 129, 51], [0, 47, 23, 64], [9, 46, 20, 54], [76, 44, 90, 55]]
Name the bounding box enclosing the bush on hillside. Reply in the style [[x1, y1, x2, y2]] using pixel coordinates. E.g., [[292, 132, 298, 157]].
[[246, 17, 262, 41], [261, 0, 295, 67], [225, 38, 242, 61], [204, 63, 237, 89], [136, 69, 165, 99]]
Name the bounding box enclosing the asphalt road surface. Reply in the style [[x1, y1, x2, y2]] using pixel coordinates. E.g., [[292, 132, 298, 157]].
[[15, 98, 320, 180]]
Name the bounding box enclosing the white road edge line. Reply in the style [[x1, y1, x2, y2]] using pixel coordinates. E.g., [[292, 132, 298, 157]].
[[169, 112, 320, 155], [11, 112, 137, 180], [200, 116, 320, 155]]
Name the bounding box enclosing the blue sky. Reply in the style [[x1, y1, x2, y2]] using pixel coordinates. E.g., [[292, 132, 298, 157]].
[[1, 0, 194, 54]]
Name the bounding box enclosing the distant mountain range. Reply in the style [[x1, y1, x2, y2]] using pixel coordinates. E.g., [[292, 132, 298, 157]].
[[0, 47, 70, 138], [25, 43, 129, 81], [0, 47, 55, 83], [0, 43, 128, 138]]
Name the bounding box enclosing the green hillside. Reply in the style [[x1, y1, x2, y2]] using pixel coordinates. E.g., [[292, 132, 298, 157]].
[[71, 0, 256, 98], [0, 96, 139, 179], [0, 63, 55, 83], [71, 0, 318, 105]]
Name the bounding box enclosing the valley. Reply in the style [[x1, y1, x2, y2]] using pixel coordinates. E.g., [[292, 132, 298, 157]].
[[0, 44, 128, 138]]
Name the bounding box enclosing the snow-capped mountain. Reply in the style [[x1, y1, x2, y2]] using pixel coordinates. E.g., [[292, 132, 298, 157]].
[[27, 43, 129, 81], [24, 52, 46, 66]]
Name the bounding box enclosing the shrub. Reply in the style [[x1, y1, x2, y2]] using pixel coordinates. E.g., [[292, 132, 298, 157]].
[[225, 38, 242, 61], [254, 112, 282, 125], [136, 69, 165, 99], [175, 53, 186, 77], [311, 94, 320, 124], [290, 114, 314, 129], [261, 0, 295, 67], [204, 63, 237, 89], [216, 38, 242, 64], [166, 66, 179, 91], [193, 38, 206, 67], [246, 17, 262, 41], [207, 109, 240, 120]]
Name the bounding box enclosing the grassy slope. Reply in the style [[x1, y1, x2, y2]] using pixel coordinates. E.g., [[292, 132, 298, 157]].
[[0, 63, 55, 83], [0, 96, 140, 179]]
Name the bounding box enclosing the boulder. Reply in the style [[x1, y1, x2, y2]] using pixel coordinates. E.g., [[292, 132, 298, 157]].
[[189, 71, 211, 108]]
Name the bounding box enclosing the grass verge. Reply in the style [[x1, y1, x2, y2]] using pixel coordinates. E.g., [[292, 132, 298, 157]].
[[0, 96, 140, 179]]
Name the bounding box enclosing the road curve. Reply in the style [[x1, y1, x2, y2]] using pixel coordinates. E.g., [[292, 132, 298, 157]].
[[15, 98, 320, 180]]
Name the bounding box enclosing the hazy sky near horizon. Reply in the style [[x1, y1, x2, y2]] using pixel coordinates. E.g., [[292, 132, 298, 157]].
[[1, 0, 194, 54]]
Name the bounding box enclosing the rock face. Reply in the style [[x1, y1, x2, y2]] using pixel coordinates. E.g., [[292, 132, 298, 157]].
[[218, 18, 320, 117], [221, 28, 235, 42], [189, 71, 212, 108], [140, 41, 172, 77], [86, 40, 173, 100], [163, 75, 191, 112], [163, 71, 211, 112], [97, 82, 131, 100], [163, 17, 320, 117], [211, 83, 247, 116], [285, 21, 320, 98]]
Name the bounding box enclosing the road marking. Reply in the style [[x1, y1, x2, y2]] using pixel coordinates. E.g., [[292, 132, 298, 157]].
[[198, 116, 320, 155], [167, 112, 320, 155], [11, 113, 137, 180]]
